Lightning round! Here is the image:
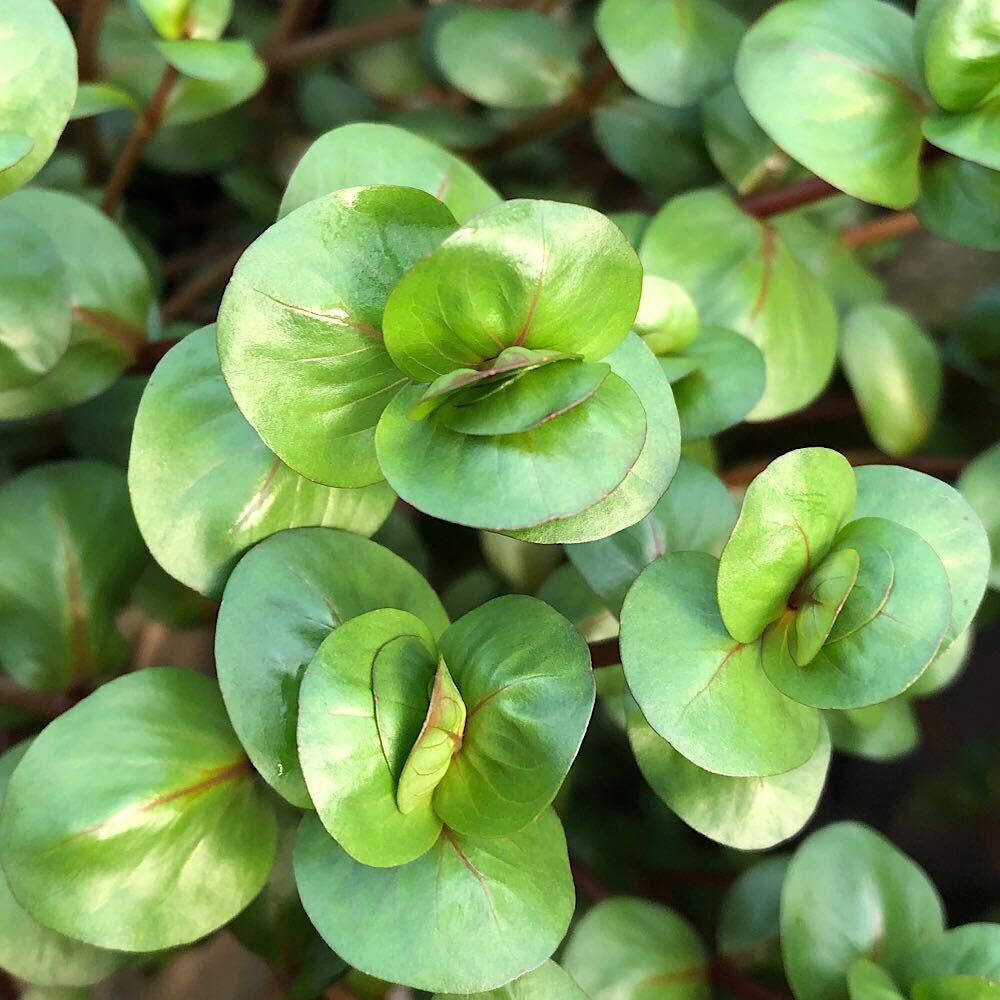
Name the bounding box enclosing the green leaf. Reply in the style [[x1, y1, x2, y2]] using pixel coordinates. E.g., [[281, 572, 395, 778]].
[[279, 123, 500, 223], [397, 658, 466, 815], [293, 809, 574, 994], [717, 856, 789, 970], [0, 189, 152, 419], [164, 51, 266, 125], [506, 333, 681, 545], [0, 0, 77, 196], [215, 527, 449, 807], [781, 822, 945, 1000], [562, 897, 710, 999], [0, 742, 126, 987], [480, 531, 563, 593], [596, 0, 743, 107], [137, 0, 232, 40], [702, 82, 798, 196], [621, 551, 821, 777], [854, 464, 990, 644], [908, 628, 973, 697], [433, 961, 587, 1000], [218, 185, 457, 488], [923, 103, 1000, 171], [297, 608, 443, 866], [901, 923, 1000, 990], [0, 209, 71, 391], [376, 374, 648, 531], [433, 595, 594, 837], [670, 327, 766, 440], [920, 0, 1000, 111], [764, 517, 951, 709], [69, 81, 140, 120], [826, 699, 919, 761], [735, 0, 929, 209], [129, 326, 394, 599], [382, 199, 642, 381], [567, 456, 737, 616], [917, 157, 1000, 251], [626, 696, 830, 850], [717, 448, 857, 643], [0, 460, 145, 692], [0, 669, 277, 952], [156, 38, 255, 81], [912, 976, 1000, 1000], [848, 960, 907, 1000], [786, 547, 862, 667], [641, 190, 838, 421], [841, 304, 942, 457], [435, 8, 581, 109], [536, 564, 619, 644], [634, 276, 700, 355], [592, 98, 713, 197], [437, 360, 612, 436], [64, 375, 146, 468], [959, 444, 1000, 590]]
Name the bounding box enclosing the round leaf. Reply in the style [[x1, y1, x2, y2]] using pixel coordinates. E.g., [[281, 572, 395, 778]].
[[0, 0, 77, 196], [562, 897, 710, 999], [434, 595, 595, 837], [621, 551, 821, 777], [376, 373, 647, 531], [627, 697, 830, 850], [901, 924, 1000, 990], [596, 0, 744, 107], [717, 448, 857, 643], [717, 856, 789, 970], [0, 669, 277, 952], [0, 189, 153, 418], [781, 822, 945, 1000], [215, 527, 449, 807], [670, 327, 766, 440], [634, 276, 700, 355], [279, 123, 500, 223], [435, 8, 581, 109], [923, 103, 1000, 172], [567, 456, 737, 616], [907, 628, 973, 698], [921, 0, 1000, 111], [763, 517, 952, 709], [841, 304, 942, 457], [129, 325, 395, 598], [917, 157, 1000, 252], [155, 38, 255, 81], [959, 444, 1000, 590], [848, 960, 907, 1000], [641, 190, 837, 420], [293, 809, 574, 994], [217, 185, 458, 487], [297, 608, 442, 867], [735, 0, 929, 209], [506, 333, 680, 544], [0, 742, 125, 987], [0, 209, 71, 390], [382, 199, 642, 381], [0, 460, 145, 692], [826, 699, 919, 761], [853, 464, 990, 644], [433, 960, 587, 1000]]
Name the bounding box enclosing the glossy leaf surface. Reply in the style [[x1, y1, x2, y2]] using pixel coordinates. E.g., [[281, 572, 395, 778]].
[[0, 669, 276, 952], [129, 326, 394, 598], [787, 547, 861, 667], [920, 0, 1000, 111], [215, 527, 448, 806], [294, 809, 574, 994]]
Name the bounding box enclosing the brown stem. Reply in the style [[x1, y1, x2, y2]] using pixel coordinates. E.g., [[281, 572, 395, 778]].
[[100, 63, 179, 216], [471, 59, 619, 159], [159, 243, 247, 325], [570, 855, 614, 901], [0, 677, 74, 721], [709, 957, 793, 1000], [842, 210, 921, 249], [75, 0, 111, 182], [590, 636, 620, 669], [739, 175, 840, 220]]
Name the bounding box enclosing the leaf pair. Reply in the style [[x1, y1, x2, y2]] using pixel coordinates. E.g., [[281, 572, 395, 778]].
[[218, 183, 681, 540]]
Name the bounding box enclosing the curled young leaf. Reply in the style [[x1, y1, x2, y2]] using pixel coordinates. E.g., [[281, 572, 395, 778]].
[[294, 809, 574, 994], [717, 448, 857, 643], [0, 669, 277, 953], [129, 326, 395, 598], [216, 527, 448, 807], [622, 551, 821, 777], [919, 0, 1000, 112]]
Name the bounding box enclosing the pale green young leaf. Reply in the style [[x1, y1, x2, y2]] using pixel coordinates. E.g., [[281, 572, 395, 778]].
[[920, 0, 1000, 111]]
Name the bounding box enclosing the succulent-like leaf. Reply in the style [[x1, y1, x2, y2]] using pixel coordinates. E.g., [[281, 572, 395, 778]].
[[433, 961, 587, 1000], [917, 156, 1000, 251], [215, 527, 448, 807], [0, 669, 276, 952], [293, 809, 574, 994], [958, 444, 1000, 590], [826, 699, 920, 762], [717, 857, 789, 971], [622, 551, 821, 777], [718, 448, 857, 643], [848, 960, 907, 1000], [217, 185, 457, 487], [923, 103, 1000, 171], [900, 923, 1000, 991], [919, 0, 1000, 112]]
